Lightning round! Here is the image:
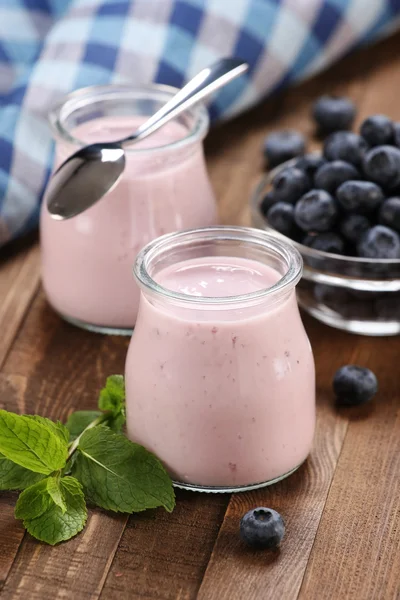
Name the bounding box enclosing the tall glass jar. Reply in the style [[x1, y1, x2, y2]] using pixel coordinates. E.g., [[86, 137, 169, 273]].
[[125, 227, 316, 492], [40, 85, 217, 334]]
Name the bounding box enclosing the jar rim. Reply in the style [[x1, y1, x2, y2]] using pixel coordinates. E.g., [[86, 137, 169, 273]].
[[134, 226, 303, 306], [49, 83, 209, 154]]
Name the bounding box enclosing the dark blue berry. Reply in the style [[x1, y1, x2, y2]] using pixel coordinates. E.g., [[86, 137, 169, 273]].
[[267, 202, 295, 236], [333, 365, 378, 406], [272, 167, 310, 204], [263, 130, 305, 168], [375, 294, 400, 320], [357, 225, 400, 259], [324, 132, 368, 167], [379, 197, 400, 232], [240, 507, 285, 550], [313, 284, 351, 310], [363, 145, 400, 190], [294, 154, 327, 178], [360, 114, 393, 146], [340, 214, 371, 244], [294, 190, 338, 232], [312, 95, 356, 134], [303, 232, 344, 254], [336, 180, 384, 214], [260, 191, 277, 216], [393, 123, 400, 148], [314, 160, 360, 194]]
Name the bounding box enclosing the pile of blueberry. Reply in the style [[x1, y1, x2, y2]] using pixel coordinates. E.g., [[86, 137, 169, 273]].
[[261, 96, 400, 259]]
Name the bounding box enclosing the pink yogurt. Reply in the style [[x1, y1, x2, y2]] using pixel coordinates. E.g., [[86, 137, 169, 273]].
[[126, 235, 315, 491], [40, 114, 217, 332]]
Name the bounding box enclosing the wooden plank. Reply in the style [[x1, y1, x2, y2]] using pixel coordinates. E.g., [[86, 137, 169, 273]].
[[298, 335, 400, 600], [0, 493, 25, 592], [0, 509, 128, 600], [0, 243, 40, 370], [196, 317, 351, 600], [100, 491, 229, 600]]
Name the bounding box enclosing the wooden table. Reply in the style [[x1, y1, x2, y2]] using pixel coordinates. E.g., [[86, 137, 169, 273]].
[[1, 31, 400, 600]]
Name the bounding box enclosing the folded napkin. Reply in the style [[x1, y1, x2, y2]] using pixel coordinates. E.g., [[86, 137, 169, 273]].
[[1, 0, 399, 247]]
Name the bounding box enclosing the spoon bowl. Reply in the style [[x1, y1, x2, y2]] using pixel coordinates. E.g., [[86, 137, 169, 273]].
[[46, 58, 248, 220], [47, 143, 125, 220]]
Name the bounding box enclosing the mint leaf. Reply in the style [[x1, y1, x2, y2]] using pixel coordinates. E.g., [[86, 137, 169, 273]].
[[98, 375, 125, 416], [0, 410, 68, 474], [72, 426, 175, 513], [15, 476, 87, 545], [26, 416, 69, 443], [65, 411, 103, 441], [0, 453, 45, 490], [46, 476, 67, 513]]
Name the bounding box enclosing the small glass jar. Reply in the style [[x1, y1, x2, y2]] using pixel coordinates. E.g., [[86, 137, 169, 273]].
[[40, 85, 217, 335], [125, 226, 316, 493]]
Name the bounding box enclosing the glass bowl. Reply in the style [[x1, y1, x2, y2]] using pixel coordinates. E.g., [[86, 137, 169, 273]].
[[250, 159, 400, 336]]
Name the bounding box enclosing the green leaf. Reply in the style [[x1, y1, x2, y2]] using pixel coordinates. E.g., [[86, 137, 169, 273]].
[[65, 411, 103, 441], [46, 476, 67, 513], [26, 416, 69, 443], [0, 453, 45, 490], [0, 410, 68, 474], [98, 375, 125, 416], [72, 426, 175, 514], [15, 476, 87, 545]]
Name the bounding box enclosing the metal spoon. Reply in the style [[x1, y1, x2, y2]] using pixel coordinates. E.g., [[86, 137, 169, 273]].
[[46, 57, 248, 220]]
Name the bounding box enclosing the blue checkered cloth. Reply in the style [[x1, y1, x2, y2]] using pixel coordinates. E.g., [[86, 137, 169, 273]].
[[1, 0, 400, 247]]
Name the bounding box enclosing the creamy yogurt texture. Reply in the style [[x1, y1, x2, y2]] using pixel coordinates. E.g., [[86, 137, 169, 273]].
[[40, 116, 217, 329], [125, 255, 315, 488]]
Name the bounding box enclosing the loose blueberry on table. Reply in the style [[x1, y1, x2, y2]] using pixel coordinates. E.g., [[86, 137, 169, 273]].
[[260, 100, 400, 260], [333, 365, 378, 406], [240, 508, 285, 550]]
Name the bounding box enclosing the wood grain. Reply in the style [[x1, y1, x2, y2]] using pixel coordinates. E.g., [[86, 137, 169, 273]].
[[100, 491, 229, 600], [299, 336, 400, 600], [0, 510, 128, 600], [0, 243, 40, 370]]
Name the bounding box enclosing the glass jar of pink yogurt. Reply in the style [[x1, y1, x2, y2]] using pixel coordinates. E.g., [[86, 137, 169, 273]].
[[125, 226, 316, 492], [40, 85, 217, 334]]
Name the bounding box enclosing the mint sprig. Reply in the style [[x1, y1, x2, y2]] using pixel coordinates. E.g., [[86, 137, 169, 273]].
[[0, 375, 175, 545]]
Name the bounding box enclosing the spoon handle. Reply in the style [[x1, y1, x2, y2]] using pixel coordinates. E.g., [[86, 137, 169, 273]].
[[122, 57, 248, 146]]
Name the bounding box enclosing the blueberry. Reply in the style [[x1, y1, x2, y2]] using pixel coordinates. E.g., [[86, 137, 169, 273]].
[[260, 191, 277, 216], [312, 95, 356, 134], [303, 232, 345, 254], [324, 132, 368, 167], [272, 167, 310, 204], [294, 154, 327, 178], [267, 202, 295, 236], [375, 294, 400, 320], [240, 507, 285, 550], [393, 123, 400, 148], [263, 130, 305, 168], [357, 225, 400, 259], [314, 160, 360, 194], [333, 365, 378, 406], [336, 180, 384, 214], [313, 284, 351, 312], [379, 197, 400, 232], [294, 190, 338, 232], [340, 214, 371, 244], [363, 145, 400, 190], [360, 115, 393, 147]]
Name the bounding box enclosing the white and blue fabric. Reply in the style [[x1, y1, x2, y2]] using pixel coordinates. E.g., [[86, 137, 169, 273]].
[[1, 0, 400, 246]]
